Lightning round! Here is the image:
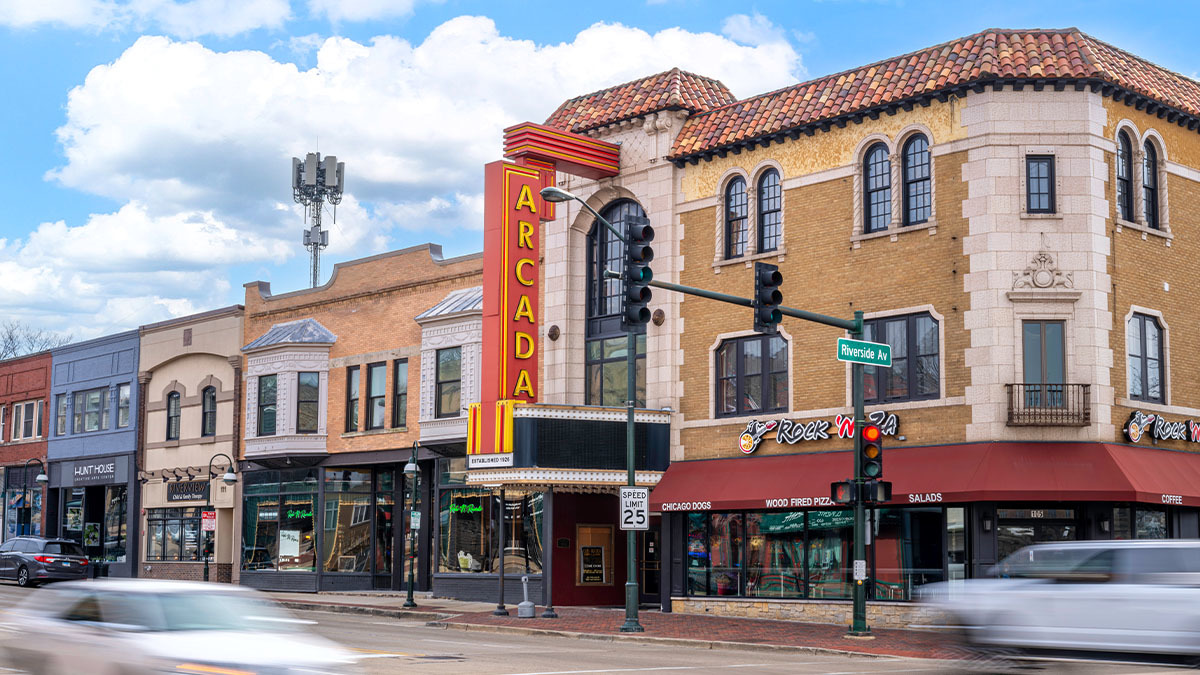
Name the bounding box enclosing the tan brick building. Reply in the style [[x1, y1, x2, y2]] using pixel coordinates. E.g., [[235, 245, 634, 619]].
[[236, 244, 481, 592], [537, 28, 1200, 623]]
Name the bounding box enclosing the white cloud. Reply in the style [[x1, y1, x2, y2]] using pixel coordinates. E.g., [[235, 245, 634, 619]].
[[15, 15, 801, 334], [721, 12, 787, 49], [307, 0, 420, 23], [0, 0, 290, 37]]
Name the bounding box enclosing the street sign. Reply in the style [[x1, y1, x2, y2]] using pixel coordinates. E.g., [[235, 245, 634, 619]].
[[853, 559, 867, 581], [619, 487, 649, 531], [201, 509, 216, 532], [410, 511, 421, 530], [836, 338, 892, 368]]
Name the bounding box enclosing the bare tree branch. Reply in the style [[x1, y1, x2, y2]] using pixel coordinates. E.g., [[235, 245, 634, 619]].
[[0, 320, 72, 360]]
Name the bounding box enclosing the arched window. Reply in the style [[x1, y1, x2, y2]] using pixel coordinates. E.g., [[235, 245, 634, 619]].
[[586, 200, 647, 406], [201, 386, 216, 437], [1143, 140, 1159, 229], [1116, 131, 1134, 221], [902, 135, 930, 226], [863, 143, 891, 233], [724, 177, 748, 258], [166, 392, 180, 441], [756, 169, 781, 253]]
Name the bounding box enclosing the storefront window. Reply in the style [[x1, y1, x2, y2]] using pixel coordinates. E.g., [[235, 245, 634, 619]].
[[708, 513, 743, 595], [4, 467, 43, 539], [438, 457, 468, 486], [437, 489, 544, 575], [401, 469, 420, 580], [241, 469, 317, 572], [63, 488, 84, 543], [322, 468, 372, 573], [686, 513, 708, 594], [807, 510, 852, 599], [103, 485, 127, 562], [376, 469, 394, 575], [947, 507, 967, 593], [873, 507, 943, 600], [1136, 507, 1168, 539], [745, 512, 804, 598], [146, 508, 201, 561], [1112, 506, 1132, 540]]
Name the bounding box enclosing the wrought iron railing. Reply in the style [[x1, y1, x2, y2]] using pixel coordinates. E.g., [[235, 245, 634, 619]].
[[1006, 383, 1091, 426]]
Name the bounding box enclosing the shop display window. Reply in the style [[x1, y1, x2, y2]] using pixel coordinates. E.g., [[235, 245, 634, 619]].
[[807, 510, 852, 599], [241, 468, 318, 572], [3, 467, 43, 539], [873, 507, 943, 600], [437, 488, 543, 575], [745, 511, 804, 598], [102, 485, 126, 563], [145, 508, 201, 561], [322, 468, 372, 573]]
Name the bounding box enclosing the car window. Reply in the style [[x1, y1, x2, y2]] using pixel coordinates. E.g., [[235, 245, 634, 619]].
[[0, 541, 14, 553], [60, 595, 103, 623], [98, 593, 160, 631], [44, 542, 85, 556], [996, 546, 1108, 578], [1124, 546, 1200, 575], [15, 540, 37, 553]]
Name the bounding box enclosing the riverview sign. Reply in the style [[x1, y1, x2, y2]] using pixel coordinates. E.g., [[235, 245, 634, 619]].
[[738, 410, 900, 454]]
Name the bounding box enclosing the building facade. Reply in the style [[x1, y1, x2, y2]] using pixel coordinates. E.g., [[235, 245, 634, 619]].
[[47, 331, 140, 577], [138, 306, 243, 582], [0, 351, 52, 541], [237, 244, 482, 592]]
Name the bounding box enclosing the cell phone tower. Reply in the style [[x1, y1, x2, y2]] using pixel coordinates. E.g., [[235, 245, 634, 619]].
[[292, 152, 345, 288]]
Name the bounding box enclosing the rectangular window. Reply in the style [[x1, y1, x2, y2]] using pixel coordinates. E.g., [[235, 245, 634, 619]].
[[1026, 155, 1055, 213], [240, 468, 318, 572], [436, 488, 543, 575], [12, 401, 40, 441], [1023, 320, 1066, 408], [366, 362, 385, 430], [72, 388, 107, 433], [715, 334, 788, 417], [392, 359, 408, 428], [296, 372, 319, 434], [345, 366, 360, 432], [585, 335, 647, 408], [257, 374, 277, 436], [0, 406, 6, 441], [145, 508, 203, 562], [55, 395, 65, 436], [117, 383, 130, 428], [436, 347, 462, 418], [1127, 313, 1164, 403], [863, 313, 939, 404]]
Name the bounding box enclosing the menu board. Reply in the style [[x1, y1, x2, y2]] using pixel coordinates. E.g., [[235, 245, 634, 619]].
[[580, 545, 605, 584]]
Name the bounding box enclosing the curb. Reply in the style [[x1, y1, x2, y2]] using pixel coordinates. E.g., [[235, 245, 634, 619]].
[[278, 600, 453, 621], [423, 620, 897, 660]]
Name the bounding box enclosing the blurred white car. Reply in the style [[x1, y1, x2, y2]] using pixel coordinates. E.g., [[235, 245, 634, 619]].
[[918, 540, 1200, 659], [0, 579, 359, 674]]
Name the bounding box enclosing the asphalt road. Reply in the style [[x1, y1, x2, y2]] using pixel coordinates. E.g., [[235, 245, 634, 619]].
[[0, 581, 1189, 674]]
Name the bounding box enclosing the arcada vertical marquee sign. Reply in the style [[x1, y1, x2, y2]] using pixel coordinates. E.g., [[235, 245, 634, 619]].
[[468, 123, 619, 468]]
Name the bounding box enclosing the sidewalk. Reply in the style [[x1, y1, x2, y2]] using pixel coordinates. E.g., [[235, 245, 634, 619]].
[[269, 591, 955, 660]]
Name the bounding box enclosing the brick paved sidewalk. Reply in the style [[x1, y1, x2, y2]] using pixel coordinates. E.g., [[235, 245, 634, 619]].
[[437, 606, 953, 659]]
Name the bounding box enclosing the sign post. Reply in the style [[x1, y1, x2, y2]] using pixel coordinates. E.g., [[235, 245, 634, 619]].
[[619, 487, 649, 531]]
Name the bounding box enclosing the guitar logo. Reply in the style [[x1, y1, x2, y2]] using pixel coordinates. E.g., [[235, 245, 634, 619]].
[[739, 420, 778, 454]]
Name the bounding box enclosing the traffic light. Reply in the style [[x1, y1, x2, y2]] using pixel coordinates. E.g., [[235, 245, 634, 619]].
[[862, 479, 893, 504], [753, 262, 783, 334], [859, 422, 883, 479], [623, 216, 654, 328], [831, 480, 856, 505]]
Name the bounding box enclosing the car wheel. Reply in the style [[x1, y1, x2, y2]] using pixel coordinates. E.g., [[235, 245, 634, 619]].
[[16, 566, 32, 588]]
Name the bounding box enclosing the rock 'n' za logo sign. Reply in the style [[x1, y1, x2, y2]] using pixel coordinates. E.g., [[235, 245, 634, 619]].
[[739, 420, 778, 454]]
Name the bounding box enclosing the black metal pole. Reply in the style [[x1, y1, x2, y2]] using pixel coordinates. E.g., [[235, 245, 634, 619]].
[[204, 453, 235, 583], [849, 310, 870, 636], [619, 329, 644, 633], [541, 487, 557, 618], [494, 487, 509, 615], [403, 443, 418, 608]]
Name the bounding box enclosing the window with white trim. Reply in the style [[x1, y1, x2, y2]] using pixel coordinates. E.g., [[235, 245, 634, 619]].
[[863, 143, 891, 233], [1116, 131, 1134, 221], [862, 313, 939, 403], [73, 388, 108, 433], [715, 334, 788, 417], [1127, 313, 1164, 403], [11, 400, 42, 441], [1142, 140, 1159, 229]]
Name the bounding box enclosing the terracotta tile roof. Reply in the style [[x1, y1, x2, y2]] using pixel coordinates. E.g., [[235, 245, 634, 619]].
[[664, 28, 1200, 162], [544, 67, 736, 134]]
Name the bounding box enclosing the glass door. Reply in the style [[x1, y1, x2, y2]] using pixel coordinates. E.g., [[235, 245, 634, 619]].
[[1023, 321, 1065, 407], [638, 522, 660, 603]]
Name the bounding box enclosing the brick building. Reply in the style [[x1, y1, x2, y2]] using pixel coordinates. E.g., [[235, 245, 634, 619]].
[[236, 244, 481, 592], [533, 28, 1200, 624], [137, 306, 243, 583], [0, 351, 52, 541]]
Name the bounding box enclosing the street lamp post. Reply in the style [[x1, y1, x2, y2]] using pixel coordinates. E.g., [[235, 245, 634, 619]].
[[21, 459, 48, 537], [403, 443, 419, 609], [204, 453, 237, 583], [540, 186, 644, 633]]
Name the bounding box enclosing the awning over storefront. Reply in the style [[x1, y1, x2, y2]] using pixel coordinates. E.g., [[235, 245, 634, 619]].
[[649, 443, 1200, 512]]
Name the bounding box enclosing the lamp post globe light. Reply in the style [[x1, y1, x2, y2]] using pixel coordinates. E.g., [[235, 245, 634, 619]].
[[403, 443, 419, 609], [540, 186, 646, 634], [21, 458, 48, 537], [204, 453, 237, 583]]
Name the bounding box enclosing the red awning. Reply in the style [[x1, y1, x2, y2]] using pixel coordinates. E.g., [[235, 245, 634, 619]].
[[649, 443, 1200, 512]]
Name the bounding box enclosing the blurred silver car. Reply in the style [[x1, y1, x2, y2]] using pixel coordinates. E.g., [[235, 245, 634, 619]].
[[919, 540, 1200, 659], [0, 579, 359, 674]]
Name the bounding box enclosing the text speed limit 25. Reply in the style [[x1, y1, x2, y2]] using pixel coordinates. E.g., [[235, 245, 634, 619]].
[[620, 487, 649, 531]]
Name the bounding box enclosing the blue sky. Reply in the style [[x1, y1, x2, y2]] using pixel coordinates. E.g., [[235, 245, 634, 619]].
[[0, 0, 1194, 338]]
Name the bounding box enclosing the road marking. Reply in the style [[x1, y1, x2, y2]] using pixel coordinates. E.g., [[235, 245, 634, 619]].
[[423, 638, 523, 649], [504, 665, 775, 675], [348, 647, 419, 658]]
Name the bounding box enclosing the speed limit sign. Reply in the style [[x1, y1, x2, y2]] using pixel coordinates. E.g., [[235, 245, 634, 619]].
[[619, 487, 649, 531]]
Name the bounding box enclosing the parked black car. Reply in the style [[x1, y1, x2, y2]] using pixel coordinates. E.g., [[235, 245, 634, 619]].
[[0, 537, 88, 587]]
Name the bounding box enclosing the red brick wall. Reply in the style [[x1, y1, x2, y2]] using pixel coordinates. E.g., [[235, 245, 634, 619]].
[[0, 351, 51, 534]]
